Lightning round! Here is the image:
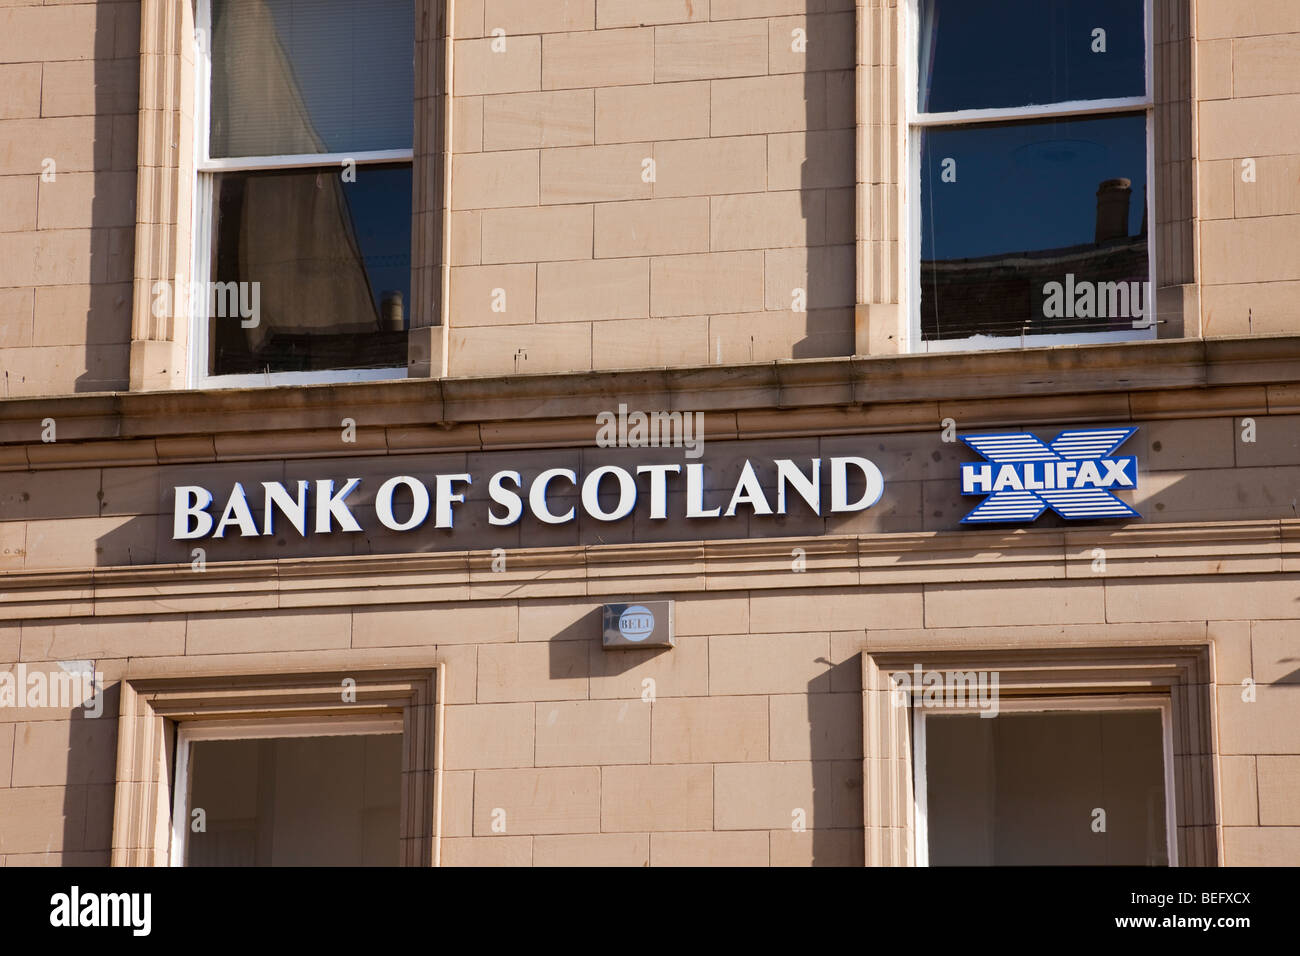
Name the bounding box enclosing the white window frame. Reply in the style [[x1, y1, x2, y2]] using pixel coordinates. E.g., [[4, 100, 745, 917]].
[[188, 0, 414, 389], [169, 713, 403, 867], [911, 694, 1179, 867], [904, 0, 1158, 353]]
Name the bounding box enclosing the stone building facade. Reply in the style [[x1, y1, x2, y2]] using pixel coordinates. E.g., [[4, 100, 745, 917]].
[[0, 0, 1297, 866]]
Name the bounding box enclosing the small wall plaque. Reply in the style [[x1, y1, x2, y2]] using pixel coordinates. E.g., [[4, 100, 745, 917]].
[[602, 602, 674, 649]]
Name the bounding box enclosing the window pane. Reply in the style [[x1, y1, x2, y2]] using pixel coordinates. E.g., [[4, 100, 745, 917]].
[[919, 0, 1145, 113], [186, 734, 401, 866], [208, 163, 412, 375], [919, 113, 1148, 341], [210, 0, 414, 157], [925, 710, 1168, 865]]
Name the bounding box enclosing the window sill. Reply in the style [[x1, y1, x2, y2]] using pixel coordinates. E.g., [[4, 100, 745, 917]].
[[912, 327, 1158, 354], [192, 367, 409, 389]]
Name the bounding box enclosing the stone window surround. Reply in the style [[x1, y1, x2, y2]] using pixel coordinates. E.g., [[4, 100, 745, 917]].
[[97, 582, 1224, 871], [110, 661, 442, 866], [129, 0, 448, 390], [861, 643, 1218, 866], [855, 0, 1197, 354], [129, 0, 1196, 384]]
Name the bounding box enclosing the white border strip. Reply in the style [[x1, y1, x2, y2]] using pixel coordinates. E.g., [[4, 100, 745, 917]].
[[197, 149, 414, 173], [912, 95, 1154, 128]]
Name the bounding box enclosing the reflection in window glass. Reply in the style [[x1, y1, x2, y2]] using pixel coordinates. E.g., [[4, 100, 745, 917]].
[[210, 0, 415, 157], [186, 733, 401, 867], [918, 0, 1145, 113], [209, 163, 412, 375], [925, 710, 1168, 865], [919, 113, 1148, 341]]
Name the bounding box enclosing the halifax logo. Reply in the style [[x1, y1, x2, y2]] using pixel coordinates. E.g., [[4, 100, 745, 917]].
[[959, 427, 1140, 524]]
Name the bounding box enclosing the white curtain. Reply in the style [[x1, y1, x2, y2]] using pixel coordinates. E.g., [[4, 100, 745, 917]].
[[917, 0, 939, 114], [210, 0, 386, 346]]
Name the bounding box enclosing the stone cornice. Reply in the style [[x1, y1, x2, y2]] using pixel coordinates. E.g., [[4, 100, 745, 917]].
[[0, 520, 1294, 621], [0, 336, 1298, 469]]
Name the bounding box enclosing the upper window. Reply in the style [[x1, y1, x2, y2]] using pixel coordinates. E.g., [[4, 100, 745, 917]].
[[910, 0, 1154, 351], [194, 0, 415, 385]]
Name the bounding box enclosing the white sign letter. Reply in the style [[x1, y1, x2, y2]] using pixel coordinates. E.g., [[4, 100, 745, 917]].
[[174, 486, 214, 539], [376, 476, 431, 531], [830, 457, 884, 512]]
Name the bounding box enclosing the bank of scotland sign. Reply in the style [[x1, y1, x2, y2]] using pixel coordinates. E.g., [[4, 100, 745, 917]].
[[960, 428, 1140, 524]]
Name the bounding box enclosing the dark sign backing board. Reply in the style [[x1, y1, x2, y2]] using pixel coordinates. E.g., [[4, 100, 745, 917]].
[[601, 602, 674, 649]]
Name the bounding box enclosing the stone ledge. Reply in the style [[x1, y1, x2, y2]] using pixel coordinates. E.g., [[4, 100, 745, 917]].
[[0, 334, 1297, 441], [1, 335, 1299, 467], [0, 519, 1289, 621]]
